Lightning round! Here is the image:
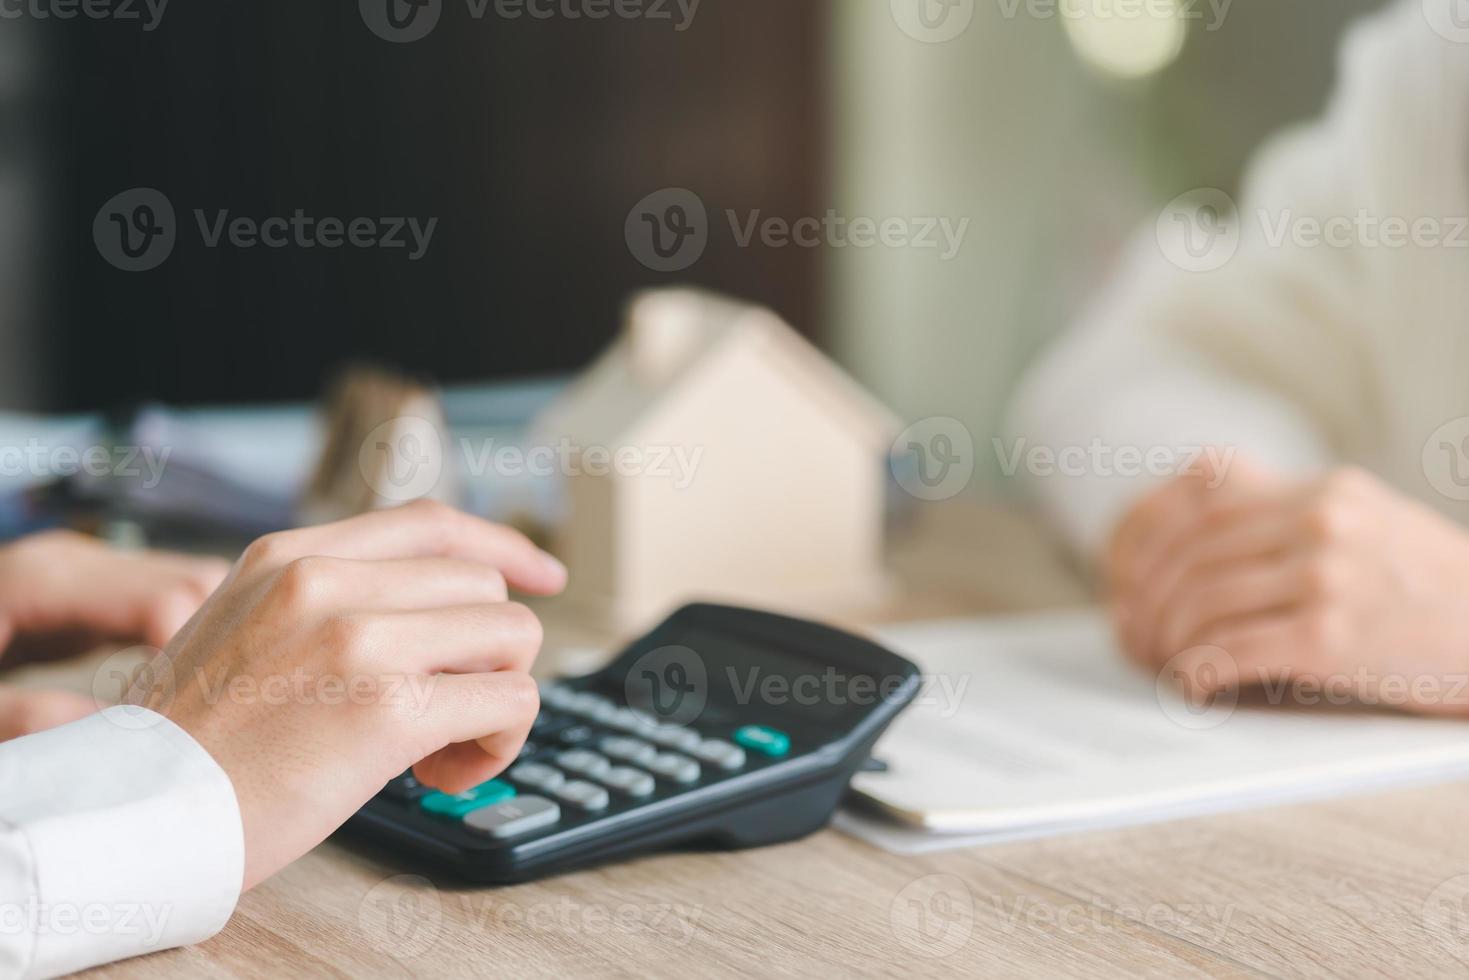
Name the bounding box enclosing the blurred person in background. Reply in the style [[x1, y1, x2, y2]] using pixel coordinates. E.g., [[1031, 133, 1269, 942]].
[[1008, 0, 1469, 711]]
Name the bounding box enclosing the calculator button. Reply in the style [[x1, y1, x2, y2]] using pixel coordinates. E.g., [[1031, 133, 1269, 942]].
[[589, 702, 620, 724], [605, 708, 647, 733], [555, 780, 610, 811], [531, 711, 570, 734], [567, 692, 613, 717], [647, 752, 701, 784], [601, 736, 658, 767], [691, 739, 747, 771], [419, 779, 517, 817], [557, 750, 612, 779], [463, 796, 561, 839], [517, 740, 541, 759], [599, 766, 656, 798], [557, 725, 597, 746], [733, 725, 790, 758], [649, 725, 702, 752], [508, 762, 566, 792], [539, 684, 578, 711], [381, 772, 429, 800]]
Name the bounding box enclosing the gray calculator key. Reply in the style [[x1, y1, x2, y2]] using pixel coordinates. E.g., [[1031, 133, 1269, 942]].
[[555, 780, 610, 811], [589, 702, 620, 724], [463, 796, 561, 839], [567, 692, 612, 717], [539, 683, 577, 711], [605, 708, 647, 733], [647, 752, 701, 784], [600, 737, 658, 767], [649, 725, 702, 752], [692, 738, 747, 770], [556, 750, 611, 779], [600, 766, 655, 797], [508, 762, 566, 792]]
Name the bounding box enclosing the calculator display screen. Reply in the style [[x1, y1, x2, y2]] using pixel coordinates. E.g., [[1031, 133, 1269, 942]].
[[670, 628, 892, 724]]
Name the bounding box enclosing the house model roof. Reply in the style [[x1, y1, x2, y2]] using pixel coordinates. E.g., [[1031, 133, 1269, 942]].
[[534, 288, 901, 450]]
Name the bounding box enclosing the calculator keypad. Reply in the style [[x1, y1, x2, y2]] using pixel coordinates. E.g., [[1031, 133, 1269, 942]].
[[384, 681, 790, 842]]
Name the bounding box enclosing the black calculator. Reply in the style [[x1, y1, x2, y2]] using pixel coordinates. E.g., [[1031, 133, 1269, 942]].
[[344, 603, 921, 883]]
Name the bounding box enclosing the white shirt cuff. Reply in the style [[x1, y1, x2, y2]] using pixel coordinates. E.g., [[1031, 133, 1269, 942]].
[[0, 706, 243, 979]]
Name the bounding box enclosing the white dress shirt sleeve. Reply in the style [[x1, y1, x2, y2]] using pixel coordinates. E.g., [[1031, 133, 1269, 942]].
[[0, 706, 243, 979]]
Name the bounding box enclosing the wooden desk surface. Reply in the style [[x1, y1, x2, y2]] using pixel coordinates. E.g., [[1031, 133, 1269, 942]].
[[49, 500, 1469, 977]]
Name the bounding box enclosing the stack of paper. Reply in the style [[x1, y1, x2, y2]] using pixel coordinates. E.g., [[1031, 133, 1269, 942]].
[[839, 610, 1469, 854]]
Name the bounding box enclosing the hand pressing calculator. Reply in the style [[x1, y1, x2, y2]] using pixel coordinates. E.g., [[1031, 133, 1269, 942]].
[[344, 603, 920, 883]]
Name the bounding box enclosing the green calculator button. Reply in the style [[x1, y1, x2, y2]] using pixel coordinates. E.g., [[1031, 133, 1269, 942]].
[[419, 779, 517, 817], [733, 725, 790, 757]]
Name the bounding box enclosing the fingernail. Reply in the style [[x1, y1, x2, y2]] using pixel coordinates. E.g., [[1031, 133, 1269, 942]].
[[540, 551, 567, 580]]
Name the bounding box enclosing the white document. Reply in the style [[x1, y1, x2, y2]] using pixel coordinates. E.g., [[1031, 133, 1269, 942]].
[[839, 609, 1469, 854]]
